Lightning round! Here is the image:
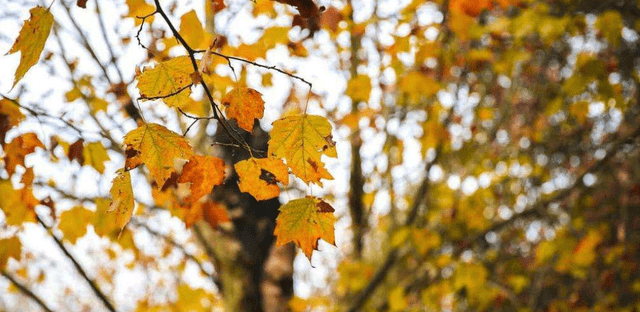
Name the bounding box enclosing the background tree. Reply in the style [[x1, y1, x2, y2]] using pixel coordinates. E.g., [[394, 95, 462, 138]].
[[1, 0, 640, 311]]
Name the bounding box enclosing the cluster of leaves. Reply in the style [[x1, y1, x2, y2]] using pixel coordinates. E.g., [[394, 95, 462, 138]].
[[2, 0, 640, 311], [2, 0, 340, 264]]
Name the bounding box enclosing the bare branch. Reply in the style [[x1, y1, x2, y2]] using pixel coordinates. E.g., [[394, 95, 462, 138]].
[[1, 271, 54, 312], [130, 220, 223, 291], [36, 214, 116, 312]]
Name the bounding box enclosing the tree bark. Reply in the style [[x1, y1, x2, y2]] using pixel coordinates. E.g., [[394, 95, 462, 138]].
[[197, 121, 295, 312]]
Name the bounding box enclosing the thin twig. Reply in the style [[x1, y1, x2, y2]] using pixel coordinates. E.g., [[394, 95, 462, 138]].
[[151, 0, 252, 154], [36, 215, 116, 312], [1, 271, 54, 312], [0, 94, 84, 136], [196, 49, 313, 90], [130, 220, 223, 291], [135, 11, 158, 51]]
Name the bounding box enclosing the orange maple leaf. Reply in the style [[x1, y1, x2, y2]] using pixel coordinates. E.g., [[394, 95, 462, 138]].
[[235, 157, 289, 201], [221, 87, 265, 132], [178, 155, 225, 203]]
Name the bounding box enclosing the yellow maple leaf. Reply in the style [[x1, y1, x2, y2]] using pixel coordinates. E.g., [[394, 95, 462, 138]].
[[0, 99, 25, 142], [235, 157, 289, 201], [93, 198, 120, 238], [221, 87, 265, 132], [398, 71, 440, 104], [346, 75, 372, 103], [0, 236, 21, 269], [179, 10, 212, 50], [58, 206, 94, 244], [136, 56, 194, 108], [7, 6, 53, 88], [82, 142, 110, 174], [269, 114, 336, 185], [124, 123, 193, 187], [109, 169, 135, 231], [124, 0, 155, 25], [0, 180, 38, 226], [274, 196, 336, 260], [178, 155, 225, 203]]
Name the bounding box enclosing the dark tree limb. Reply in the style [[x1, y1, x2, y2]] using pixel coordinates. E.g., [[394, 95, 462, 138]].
[[36, 215, 116, 312], [1, 270, 54, 312]]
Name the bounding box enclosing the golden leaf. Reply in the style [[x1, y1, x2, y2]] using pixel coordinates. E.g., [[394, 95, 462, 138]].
[[235, 157, 289, 201], [269, 114, 336, 185], [108, 169, 135, 231], [3, 133, 44, 175], [123, 123, 193, 187], [178, 155, 225, 203], [59, 206, 94, 244], [7, 6, 53, 88], [274, 196, 336, 260], [221, 87, 265, 132], [83, 142, 110, 174], [0, 237, 21, 269], [0, 180, 38, 225], [136, 56, 194, 108], [0, 99, 25, 143], [346, 75, 372, 103], [124, 0, 155, 25]]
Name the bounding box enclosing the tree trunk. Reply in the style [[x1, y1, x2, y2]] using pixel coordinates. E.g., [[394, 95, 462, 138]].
[[196, 121, 295, 312]]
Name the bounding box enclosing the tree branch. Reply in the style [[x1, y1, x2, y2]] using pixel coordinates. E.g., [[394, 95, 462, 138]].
[[36, 215, 116, 312], [1, 270, 54, 312], [130, 220, 223, 292]]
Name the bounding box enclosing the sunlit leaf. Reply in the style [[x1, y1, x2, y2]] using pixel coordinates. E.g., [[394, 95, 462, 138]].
[[3, 133, 44, 175], [221, 87, 265, 132], [109, 169, 135, 231], [124, 123, 193, 187], [346, 75, 371, 103], [136, 56, 194, 108], [83, 141, 110, 174], [0, 237, 21, 269], [274, 196, 336, 259], [269, 114, 336, 185], [0, 99, 25, 143], [0, 180, 38, 225], [7, 6, 53, 88], [235, 157, 289, 201], [178, 155, 225, 203], [59, 206, 94, 244]]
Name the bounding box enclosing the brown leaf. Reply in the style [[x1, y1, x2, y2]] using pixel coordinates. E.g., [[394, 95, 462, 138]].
[[68, 139, 85, 165], [77, 0, 88, 8]]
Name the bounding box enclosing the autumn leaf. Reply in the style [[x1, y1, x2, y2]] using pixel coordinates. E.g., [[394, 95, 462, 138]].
[[235, 157, 289, 201], [123, 123, 193, 187], [178, 155, 225, 203], [3, 133, 44, 175], [93, 198, 120, 238], [0, 237, 21, 269], [124, 0, 155, 25], [59, 206, 94, 244], [7, 6, 53, 88], [68, 138, 85, 164], [0, 99, 25, 143], [271, 0, 320, 19], [346, 75, 372, 103], [269, 114, 336, 185], [109, 169, 135, 231], [179, 10, 212, 50], [136, 56, 194, 108], [221, 87, 265, 132], [274, 196, 336, 260], [83, 141, 110, 174], [0, 180, 38, 226]]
